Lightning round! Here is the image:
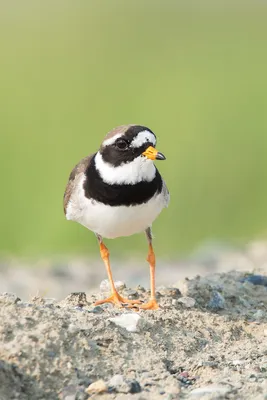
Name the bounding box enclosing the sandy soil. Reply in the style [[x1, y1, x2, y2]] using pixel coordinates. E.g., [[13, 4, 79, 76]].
[[0, 275, 267, 399], [1, 241, 267, 399]]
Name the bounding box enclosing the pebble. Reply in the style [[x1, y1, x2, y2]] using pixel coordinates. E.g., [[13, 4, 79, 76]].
[[178, 375, 196, 386], [109, 375, 130, 393], [248, 374, 257, 382], [158, 287, 181, 298], [90, 306, 104, 314], [136, 285, 146, 293], [68, 324, 79, 334], [0, 292, 21, 304], [129, 380, 142, 394], [73, 306, 84, 312], [100, 279, 126, 293], [253, 310, 266, 321], [197, 361, 218, 368], [122, 289, 139, 299], [85, 379, 107, 394], [241, 274, 267, 287], [232, 359, 245, 366], [109, 375, 124, 387], [207, 291, 225, 310], [64, 396, 75, 400], [109, 375, 141, 393], [189, 384, 232, 397], [63, 292, 88, 307], [177, 296, 196, 308], [100, 303, 114, 310], [109, 313, 142, 332]]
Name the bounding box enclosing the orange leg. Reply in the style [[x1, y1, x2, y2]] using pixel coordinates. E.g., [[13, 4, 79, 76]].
[[137, 243, 159, 310], [129, 241, 159, 311], [95, 242, 141, 307]]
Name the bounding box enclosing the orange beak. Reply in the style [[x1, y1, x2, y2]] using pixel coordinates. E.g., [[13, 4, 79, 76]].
[[142, 146, 166, 161]]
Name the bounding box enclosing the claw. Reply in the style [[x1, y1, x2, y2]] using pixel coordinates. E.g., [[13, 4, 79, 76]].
[[95, 292, 142, 308], [128, 298, 159, 311]]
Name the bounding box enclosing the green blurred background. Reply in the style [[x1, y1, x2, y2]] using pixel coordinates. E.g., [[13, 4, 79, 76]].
[[1, 1, 267, 259]]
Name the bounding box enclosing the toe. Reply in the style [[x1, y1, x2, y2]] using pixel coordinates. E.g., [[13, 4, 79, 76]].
[[120, 298, 143, 305], [138, 299, 159, 310]]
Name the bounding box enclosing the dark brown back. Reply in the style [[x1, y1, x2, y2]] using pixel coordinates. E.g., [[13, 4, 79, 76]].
[[63, 154, 94, 215]]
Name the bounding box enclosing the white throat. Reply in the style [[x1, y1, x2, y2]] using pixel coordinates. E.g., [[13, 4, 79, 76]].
[[94, 152, 156, 185]]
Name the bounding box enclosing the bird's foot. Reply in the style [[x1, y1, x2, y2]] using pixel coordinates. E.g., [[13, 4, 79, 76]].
[[95, 292, 142, 308], [128, 298, 159, 310]]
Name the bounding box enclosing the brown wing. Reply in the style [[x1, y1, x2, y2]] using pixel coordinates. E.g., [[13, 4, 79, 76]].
[[63, 154, 94, 215]]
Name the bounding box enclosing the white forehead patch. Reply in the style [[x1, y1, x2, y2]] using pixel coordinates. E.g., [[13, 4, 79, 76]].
[[102, 133, 123, 147], [131, 130, 156, 148]]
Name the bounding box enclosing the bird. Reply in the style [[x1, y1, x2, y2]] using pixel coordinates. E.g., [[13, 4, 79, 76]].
[[63, 124, 169, 310]]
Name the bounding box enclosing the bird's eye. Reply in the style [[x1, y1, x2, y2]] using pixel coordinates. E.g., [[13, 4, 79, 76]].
[[116, 139, 128, 150]]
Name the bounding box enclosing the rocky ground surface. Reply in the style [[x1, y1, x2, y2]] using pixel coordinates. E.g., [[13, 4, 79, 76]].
[[0, 273, 267, 399], [1, 241, 267, 399]]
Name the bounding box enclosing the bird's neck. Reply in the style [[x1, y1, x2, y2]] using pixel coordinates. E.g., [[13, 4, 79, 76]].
[[94, 152, 156, 185]]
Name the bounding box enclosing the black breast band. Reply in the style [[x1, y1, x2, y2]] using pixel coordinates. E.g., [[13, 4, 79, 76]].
[[83, 155, 163, 206]]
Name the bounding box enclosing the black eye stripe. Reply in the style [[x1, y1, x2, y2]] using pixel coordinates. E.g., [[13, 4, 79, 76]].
[[101, 137, 156, 167]]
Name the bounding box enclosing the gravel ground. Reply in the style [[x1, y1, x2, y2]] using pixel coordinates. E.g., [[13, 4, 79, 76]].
[[1, 241, 267, 400]]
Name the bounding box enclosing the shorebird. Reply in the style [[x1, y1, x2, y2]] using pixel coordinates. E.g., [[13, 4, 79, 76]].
[[64, 125, 169, 309]]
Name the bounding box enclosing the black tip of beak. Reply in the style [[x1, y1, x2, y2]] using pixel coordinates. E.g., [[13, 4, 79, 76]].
[[156, 152, 166, 161]]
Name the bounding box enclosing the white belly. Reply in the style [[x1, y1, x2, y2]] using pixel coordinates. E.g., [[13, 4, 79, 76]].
[[66, 175, 166, 239]]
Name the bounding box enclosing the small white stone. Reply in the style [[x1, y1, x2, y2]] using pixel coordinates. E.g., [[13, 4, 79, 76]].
[[190, 384, 231, 397], [65, 396, 75, 400], [68, 324, 79, 334], [100, 279, 126, 293], [109, 374, 124, 387], [109, 375, 130, 393], [264, 329, 267, 336], [232, 359, 245, 366], [177, 296, 196, 308], [109, 313, 141, 332]]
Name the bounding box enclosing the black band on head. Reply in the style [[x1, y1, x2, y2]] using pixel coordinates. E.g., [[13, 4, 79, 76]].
[[100, 141, 154, 166]]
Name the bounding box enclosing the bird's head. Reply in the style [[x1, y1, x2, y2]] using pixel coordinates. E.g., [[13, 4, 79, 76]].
[[100, 124, 165, 165], [95, 125, 165, 184], [94, 125, 166, 185]]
